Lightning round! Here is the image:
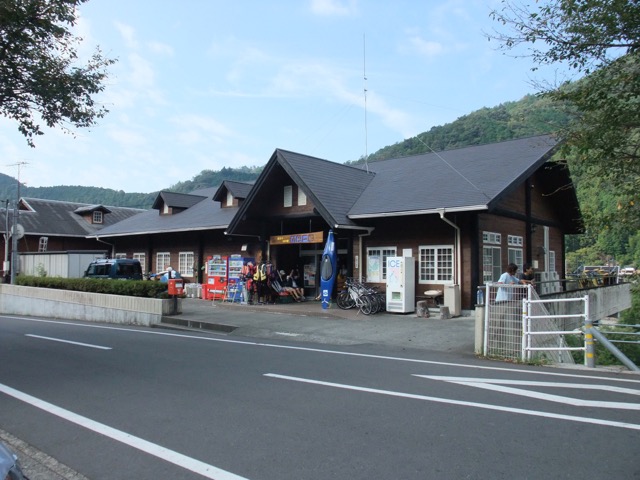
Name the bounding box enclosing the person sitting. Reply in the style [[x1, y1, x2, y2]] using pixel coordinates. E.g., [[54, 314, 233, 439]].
[[284, 269, 305, 301]]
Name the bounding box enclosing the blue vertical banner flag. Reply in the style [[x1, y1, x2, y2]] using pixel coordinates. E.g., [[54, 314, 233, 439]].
[[320, 230, 337, 310]]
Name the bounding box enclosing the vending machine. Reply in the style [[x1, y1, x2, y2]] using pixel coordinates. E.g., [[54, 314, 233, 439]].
[[205, 255, 228, 300], [227, 255, 253, 302], [385, 256, 415, 313]]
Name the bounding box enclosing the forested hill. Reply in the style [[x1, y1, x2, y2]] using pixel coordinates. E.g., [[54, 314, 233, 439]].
[[0, 94, 567, 208]]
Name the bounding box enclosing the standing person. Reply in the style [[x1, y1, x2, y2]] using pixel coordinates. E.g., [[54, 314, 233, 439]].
[[495, 263, 521, 302], [519, 263, 535, 286]]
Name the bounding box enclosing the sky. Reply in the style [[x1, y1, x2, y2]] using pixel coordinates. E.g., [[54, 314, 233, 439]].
[[0, 0, 565, 193]]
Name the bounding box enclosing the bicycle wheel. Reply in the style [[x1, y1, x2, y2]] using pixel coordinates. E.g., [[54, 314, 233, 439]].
[[367, 293, 380, 314], [359, 295, 373, 315], [337, 290, 355, 309]]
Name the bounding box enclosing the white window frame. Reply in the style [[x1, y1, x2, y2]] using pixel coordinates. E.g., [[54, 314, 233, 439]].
[[483, 246, 501, 283], [419, 245, 454, 284], [297, 187, 307, 206], [93, 211, 103, 224], [366, 247, 397, 282], [548, 250, 556, 273], [133, 253, 146, 273], [115, 253, 127, 259], [508, 235, 523, 247], [156, 252, 170, 272], [178, 252, 195, 277], [226, 191, 233, 207], [283, 185, 293, 207], [508, 248, 523, 271], [38, 237, 48, 252], [483, 231, 501, 245]]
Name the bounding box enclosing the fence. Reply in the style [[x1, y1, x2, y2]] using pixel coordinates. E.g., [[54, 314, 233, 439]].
[[483, 283, 576, 364]]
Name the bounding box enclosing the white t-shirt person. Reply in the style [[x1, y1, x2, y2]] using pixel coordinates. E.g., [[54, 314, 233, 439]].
[[495, 263, 521, 302]]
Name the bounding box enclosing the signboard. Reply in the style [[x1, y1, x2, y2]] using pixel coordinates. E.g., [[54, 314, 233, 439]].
[[270, 231, 324, 245]]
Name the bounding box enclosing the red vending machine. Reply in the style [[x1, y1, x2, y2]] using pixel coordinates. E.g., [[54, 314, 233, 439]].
[[204, 255, 228, 300]]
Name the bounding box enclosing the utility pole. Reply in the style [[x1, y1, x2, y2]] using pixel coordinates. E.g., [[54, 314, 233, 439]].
[[7, 162, 27, 284], [3, 199, 9, 282]]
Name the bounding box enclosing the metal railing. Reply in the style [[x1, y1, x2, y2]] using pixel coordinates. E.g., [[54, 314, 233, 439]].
[[480, 282, 639, 370]]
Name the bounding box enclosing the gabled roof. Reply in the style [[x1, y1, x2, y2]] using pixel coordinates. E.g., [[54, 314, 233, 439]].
[[0, 198, 144, 237], [349, 135, 561, 217], [151, 191, 207, 210], [92, 186, 238, 238], [213, 180, 254, 202], [226, 149, 375, 233], [226, 134, 581, 233]]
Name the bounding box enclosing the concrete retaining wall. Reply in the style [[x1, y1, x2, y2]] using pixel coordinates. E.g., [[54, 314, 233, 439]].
[[0, 284, 181, 326]]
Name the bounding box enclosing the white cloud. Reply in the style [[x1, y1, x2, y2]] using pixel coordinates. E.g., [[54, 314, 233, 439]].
[[310, 0, 357, 16], [171, 114, 236, 146], [407, 35, 445, 58], [115, 22, 138, 50], [147, 41, 174, 56]]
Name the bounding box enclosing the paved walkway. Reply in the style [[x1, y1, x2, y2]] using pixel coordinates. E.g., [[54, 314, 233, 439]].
[[160, 297, 479, 354]]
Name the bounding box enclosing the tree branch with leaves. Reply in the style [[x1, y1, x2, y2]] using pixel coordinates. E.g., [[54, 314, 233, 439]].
[[0, 0, 116, 146]]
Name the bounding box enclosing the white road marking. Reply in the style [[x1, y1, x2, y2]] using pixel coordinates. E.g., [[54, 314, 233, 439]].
[[0, 383, 249, 480], [25, 334, 112, 350], [265, 373, 640, 431], [414, 375, 640, 410], [6, 316, 640, 385]]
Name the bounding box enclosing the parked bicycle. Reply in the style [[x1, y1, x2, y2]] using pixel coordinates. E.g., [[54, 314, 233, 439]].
[[337, 278, 386, 315]]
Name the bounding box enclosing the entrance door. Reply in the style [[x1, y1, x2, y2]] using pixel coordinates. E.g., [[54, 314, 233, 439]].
[[301, 254, 319, 299]]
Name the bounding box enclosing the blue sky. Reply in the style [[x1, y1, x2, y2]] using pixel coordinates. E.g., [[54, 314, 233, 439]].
[[0, 0, 563, 193]]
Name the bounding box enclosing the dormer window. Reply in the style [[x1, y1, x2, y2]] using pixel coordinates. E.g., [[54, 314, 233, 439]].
[[93, 211, 103, 224], [226, 191, 233, 207]]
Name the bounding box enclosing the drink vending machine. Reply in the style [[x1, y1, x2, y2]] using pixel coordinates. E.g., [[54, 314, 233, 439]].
[[227, 255, 254, 302], [204, 255, 227, 300], [385, 256, 416, 313]]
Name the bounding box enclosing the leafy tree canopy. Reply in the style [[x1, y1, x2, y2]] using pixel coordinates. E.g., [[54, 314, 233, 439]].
[[0, 0, 116, 146], [488, 0, 640, 233]]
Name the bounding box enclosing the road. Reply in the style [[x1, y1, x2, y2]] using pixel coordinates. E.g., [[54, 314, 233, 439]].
[[1, 314, 639, 479]]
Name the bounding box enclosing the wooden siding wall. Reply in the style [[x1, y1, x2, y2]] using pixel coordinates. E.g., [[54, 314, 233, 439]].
[[104, 231, 258, 281]]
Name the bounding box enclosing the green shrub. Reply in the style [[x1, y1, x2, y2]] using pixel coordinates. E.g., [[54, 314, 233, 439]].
[[15, 275, 173, 298]]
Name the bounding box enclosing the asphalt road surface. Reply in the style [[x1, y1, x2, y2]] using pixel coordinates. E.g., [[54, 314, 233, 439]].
[[1, 314, 638, 479]]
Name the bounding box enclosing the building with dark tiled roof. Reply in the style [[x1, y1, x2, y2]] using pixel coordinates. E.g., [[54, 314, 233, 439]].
[[86, 134, 581, 311], [0, 198, 145, 277]]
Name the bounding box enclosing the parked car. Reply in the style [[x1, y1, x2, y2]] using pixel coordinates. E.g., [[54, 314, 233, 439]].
[[0, 441, 27, 480], [619, 266, 637, 276], [83, 258, 143, 280]]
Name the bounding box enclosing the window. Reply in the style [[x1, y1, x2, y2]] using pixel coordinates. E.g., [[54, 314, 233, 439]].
[[156, 252, 170, 272], [93, 211, 103, 224], [419, 246, 454, 284], [508, 235, 523, 247], [283, 185, 293, 207], [115, 253, 127, 259], [178, 252, 194, 277], [482, 231, 501, 244], [483, 246, 501, 283], [508, 248, 523, 271], [298, 187, 307, 206], [133, 253, 146, 273], [226, 191, 233, 207], [548, 250, 556, 273], [366, 247, 396, 282], [38, 237, 48, 252]]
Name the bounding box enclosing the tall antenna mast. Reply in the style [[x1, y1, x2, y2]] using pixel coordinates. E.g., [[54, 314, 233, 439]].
[[363, 33, 369, 173]]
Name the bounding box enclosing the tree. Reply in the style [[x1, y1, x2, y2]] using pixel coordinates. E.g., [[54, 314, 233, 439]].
[[488, 0, 640, 230], [0, 0, 116, 146]]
